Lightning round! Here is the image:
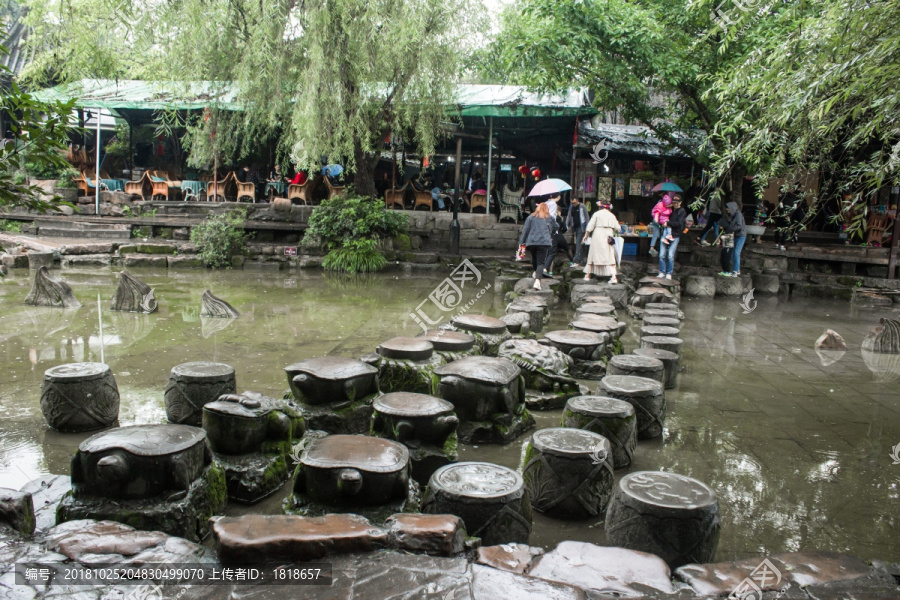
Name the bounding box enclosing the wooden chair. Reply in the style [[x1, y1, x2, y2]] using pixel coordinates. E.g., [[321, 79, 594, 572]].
[[124, 172, 152, 199], [236, 180, 256, 203], [867, 213, 893, 246], [499, 185, 523, 223], [75, 171, 96, 196], [470, 192, 488, 213], [324, 177, 346, 199], [384, 183, 407, 209], [206, 172, 238, 202], [288, 177, 319, 205]]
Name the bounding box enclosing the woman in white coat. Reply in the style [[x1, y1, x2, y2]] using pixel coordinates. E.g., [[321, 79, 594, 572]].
[[582, 201, 619, 283]]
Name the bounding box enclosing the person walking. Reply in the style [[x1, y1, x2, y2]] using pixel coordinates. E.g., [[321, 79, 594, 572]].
[[697, 194, 723, 246], [566, 196, 589, 266], [657, 196, 687, 280], [719, 201, 747, 277], [519, 202, 554, 290], [649, 194, 673, 257], [544, 210, 572, 275], [582, 201, 620, 283]]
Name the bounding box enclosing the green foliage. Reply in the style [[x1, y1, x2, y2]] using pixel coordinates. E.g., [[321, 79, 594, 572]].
[[306, 192, 407, 251], [0, 219, 23, 232], [189, 209, 251, 268], [322, 239, 388, 274], [54, 167, 81, 189]]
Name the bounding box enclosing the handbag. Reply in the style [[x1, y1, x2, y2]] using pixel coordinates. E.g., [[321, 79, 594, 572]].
[[720, 233, 735, 248], [515, 244, 526, 261], [607, 236, 615, 245]]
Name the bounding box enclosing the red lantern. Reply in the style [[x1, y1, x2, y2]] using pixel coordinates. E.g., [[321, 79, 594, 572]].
[[531, 169, 541, 179], [518, 165, 529, 175]]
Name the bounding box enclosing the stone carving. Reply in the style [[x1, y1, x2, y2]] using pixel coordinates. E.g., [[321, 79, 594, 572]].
[[24, 267, 81, 308], [683, 275, 716, 298], [506, 296, 549, 334], [202, 391, 305, 503], [433, 356, 534, 444], [110, 270, 157, 313], [498, 339, 584, 410], [363, 337, 445, 395], [284, 434, 420, 524], [630, 286, 676, 308], [447, 314, 512, 356], [562, 396, 637, 469], [416, 329, 479, 362], [164, 362, 236, 426], [862, 318, 900, 353], [542, 329, 607, 380], [0, 489, 35, 535], [500, 312, 531, 336], [371, 392, 459, 484], [40, 363, 120, 432], [57, 424, 227, 541], [423, 462, 532, 546], [607, 355, 665, 386], [284, 357, 380, 434], [598, 375, 666, 440], [200, 289, 240, 318], [520, 428, 614, 519], [605, 471, 720, 569]]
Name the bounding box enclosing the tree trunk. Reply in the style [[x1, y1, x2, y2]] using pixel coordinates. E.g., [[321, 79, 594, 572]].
[[729, 163, 746, 209], [353, 142, 380, 198]]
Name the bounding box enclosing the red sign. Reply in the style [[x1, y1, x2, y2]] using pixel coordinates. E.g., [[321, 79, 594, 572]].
[[284, 247, 298, 256]]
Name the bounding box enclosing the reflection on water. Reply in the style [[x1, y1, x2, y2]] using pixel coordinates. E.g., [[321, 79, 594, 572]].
[[0, 265, 898, 561]]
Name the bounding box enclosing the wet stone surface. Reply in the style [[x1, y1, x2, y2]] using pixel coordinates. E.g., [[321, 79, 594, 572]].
[[164, 361, 236, 426], [570, 315, 620, 337], [449, 314, 513, 356], [377, 336, 435, 361], [633, 347, 680, 389], [285, 356, 379, 406], [641, 325, 681, 339], [40, 362, 120, 432], [520, 428, 614, 518], [498, 339, 581, 410], [642, 315, 682, 328], [561, 396, 637, 469], [641, 335, 684, 357], [476, 543, 544, 574], [598, 375, 666, 439], [424, 461, 532, 546], [417, 329, 477, 354], [574, 302, 617, 319], [606, 354, 665, 385], [606, 471, 720, 569]]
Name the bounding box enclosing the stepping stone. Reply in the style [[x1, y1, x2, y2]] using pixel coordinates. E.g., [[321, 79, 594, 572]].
[[561, 396, 636, 468], [605, 471, 720, 569], [640, 325, 680, 340], [597, 375, 665, 440], [570, 315, 619, 338], [606, 354, 665, 386], [715, 274, 743, 297], [520, 428, 614, 518], [164, 361, 236, 425], [423, 462, 531, 546], [40, 363, 120, 432], [633, 347, 680, 389], [574, 303, 617, 320], [641, 335, 683, 357], [683, 275, 715, 298], [642, 315, 681, 328]]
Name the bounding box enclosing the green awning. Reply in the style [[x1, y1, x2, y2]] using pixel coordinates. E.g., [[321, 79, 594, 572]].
[[454, 84, 596, 118]]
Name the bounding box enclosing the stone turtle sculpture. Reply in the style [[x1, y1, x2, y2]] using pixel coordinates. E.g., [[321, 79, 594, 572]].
[[498, 339, 582, 409], [203, 391, 305, 456], [24, 267, 80, 308]]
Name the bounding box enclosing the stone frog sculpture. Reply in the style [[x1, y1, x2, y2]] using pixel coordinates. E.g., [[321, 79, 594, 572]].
[[498, 339, 583, 409], [203, 391, 305, 456]]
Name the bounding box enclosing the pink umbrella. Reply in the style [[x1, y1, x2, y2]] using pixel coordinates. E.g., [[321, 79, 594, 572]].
[[527, 178, 572, 197]]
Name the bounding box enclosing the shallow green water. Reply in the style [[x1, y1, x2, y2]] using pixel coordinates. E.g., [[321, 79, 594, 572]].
[[1, 265, 898, 562]]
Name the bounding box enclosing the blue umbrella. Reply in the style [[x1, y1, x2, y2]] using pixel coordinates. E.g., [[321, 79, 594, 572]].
[[322, 164, 344, 177], [651, 182, 682, 193]]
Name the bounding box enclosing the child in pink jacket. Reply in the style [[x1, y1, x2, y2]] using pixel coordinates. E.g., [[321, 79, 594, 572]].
[[651, 194, 675, 245]]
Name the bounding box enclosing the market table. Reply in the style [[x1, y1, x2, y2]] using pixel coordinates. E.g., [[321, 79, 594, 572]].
[[180, 180, 204, 202], [265, 181, 288, 198]]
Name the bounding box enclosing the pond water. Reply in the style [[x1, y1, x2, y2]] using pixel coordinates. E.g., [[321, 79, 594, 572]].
[[1, 265, 898, 562]]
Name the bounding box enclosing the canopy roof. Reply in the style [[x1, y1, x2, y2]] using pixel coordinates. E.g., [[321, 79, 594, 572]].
[[576, 120, 703, 158], [34, 79, 595, 118]]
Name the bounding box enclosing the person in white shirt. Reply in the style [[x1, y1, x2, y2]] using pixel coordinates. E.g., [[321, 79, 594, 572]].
[[545, 195, 558, 219]]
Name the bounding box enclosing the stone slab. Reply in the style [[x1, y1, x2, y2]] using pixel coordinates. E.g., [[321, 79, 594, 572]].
[[384, 513, 466, 556], [476, 543, 544, 575]]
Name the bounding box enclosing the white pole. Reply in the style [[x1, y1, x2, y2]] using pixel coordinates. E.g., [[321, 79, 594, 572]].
[[486, 116, 493, 208], [95, 108, 101, 215], [97, 293, 104, 364]]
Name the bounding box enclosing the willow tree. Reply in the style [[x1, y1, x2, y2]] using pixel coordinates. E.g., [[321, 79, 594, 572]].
[[22, 0, 476, 196]]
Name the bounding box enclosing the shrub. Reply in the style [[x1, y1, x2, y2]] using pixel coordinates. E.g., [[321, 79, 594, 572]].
[[0, 219, 23, 232], [306, 190, 407, 273], [54, 167, 81, 189], [190, 209, 251, 268]]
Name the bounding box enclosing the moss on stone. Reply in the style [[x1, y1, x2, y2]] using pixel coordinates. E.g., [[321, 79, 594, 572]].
[[393, 233, 412, 252], [443, 433, 459, 458]]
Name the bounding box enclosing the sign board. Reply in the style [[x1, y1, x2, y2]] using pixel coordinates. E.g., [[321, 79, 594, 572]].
[[284, 247, 298, 256], [500, 163, 512, 172]]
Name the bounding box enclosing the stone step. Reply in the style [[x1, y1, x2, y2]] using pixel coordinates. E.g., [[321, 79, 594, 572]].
[[33, 220, 131, 232], [37, 227, 132, 240]]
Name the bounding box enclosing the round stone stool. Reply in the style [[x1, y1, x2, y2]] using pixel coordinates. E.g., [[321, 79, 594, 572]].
[[605, 471, 720, 569], [606, 355, 665, 386], [641, 336, 683, 357], [520, 428, 614, 518], [423, 462, 532, 545], [377, 337, 434, 361], [597, 375, 665, 440], [417, 330, 476, 355], [561, 396, 636, 468], [570, 316, 619, 339], [40, 363, 120, 432], [640, 326, 680, 340], [645, 302, 680, 311], [644, 307, 681, 320], [642, 316, 681, 329], [164, 362, 236, 426], [574, 303, 617, 320], [633, 347, 680, 389], [683, 275, 716, 298]]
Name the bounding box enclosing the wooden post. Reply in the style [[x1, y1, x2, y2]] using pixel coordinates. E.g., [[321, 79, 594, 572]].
[[451, 135, 463, 255]]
